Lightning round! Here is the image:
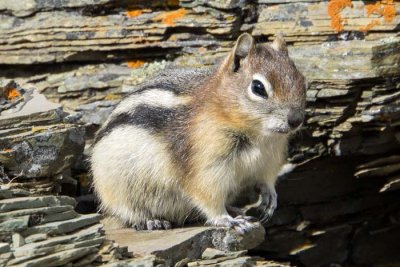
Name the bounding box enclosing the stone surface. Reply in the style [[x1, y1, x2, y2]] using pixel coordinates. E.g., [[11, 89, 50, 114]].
[[251, 1, 400, 43], [0, 0, 399, 266], [0, 81, 86, 197], [0, 187, 134, 266], [104, 222, 265, 266]]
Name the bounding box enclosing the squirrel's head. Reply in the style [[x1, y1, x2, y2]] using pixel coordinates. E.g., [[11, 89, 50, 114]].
[[217, 33, 306, 136]]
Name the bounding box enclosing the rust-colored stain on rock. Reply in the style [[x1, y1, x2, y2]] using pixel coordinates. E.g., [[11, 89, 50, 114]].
[[153, 8, 187, 26], [127, 60, 145, 68], [126, 10, 143, 18], [327, 0, 353, 32], [328, 0, 397, 32], [4, 88, 21, 100], [361, 0, 396, 31]]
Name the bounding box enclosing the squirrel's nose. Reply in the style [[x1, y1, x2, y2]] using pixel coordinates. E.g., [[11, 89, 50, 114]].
[[288, 110, 304, 129]]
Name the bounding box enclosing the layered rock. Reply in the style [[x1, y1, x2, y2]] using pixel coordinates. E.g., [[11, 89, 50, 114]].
[[0, 0, 399, 266], [0, 81, 85, 194], [0, 187, 134, 267]]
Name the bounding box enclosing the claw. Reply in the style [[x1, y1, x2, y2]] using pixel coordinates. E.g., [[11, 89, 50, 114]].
[[145, 219, 173, 230], [256, 183, 278, 224], [206, 215, 257, 235], [162, 220, 172, 230]]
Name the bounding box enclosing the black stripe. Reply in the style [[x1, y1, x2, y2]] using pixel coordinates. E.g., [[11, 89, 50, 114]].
[[94, 105, 188, 144]]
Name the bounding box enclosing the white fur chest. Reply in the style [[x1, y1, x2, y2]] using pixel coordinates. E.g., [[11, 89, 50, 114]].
[[231, 133, 288, 185]]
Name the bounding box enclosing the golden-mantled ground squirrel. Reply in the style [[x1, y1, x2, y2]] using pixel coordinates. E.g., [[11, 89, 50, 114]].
[[91, 33, 306, 233]]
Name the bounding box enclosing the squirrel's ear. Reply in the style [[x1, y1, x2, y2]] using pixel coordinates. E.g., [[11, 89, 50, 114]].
[[271, 33, 288, 55], [230, 33, 255, 72]]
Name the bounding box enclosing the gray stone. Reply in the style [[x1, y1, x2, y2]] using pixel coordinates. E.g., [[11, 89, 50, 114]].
[[0, 243, 10, 253], [297, 225, 352, 266], [352, 225, 400, 266], [12, 233, 25, 247], [0, 9, 234, 65], [0, 87, 62, 128], [24, 233, 47, 244], [188, 256, 252, 266], [0, 196, 75, 213], [9, 237, 105, 264], [76, 100, 119, 125], [0, 189, 12, 200], [8, 246, 99, 267], [0, 216, 29, 233], [21, 213, 101, 236], [15, 223, 103, 257], [0, 205, 74, 221], [0, 0, 114, 17], [39, 210, 79, 224], [201, 248, 247, 260], [105, 223, 265, 266], [252, 2, 399, 43], [102, 255, 157, 267]]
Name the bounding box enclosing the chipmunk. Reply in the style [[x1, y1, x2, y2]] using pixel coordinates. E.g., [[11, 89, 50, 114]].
[[91, 33, 305, 233]]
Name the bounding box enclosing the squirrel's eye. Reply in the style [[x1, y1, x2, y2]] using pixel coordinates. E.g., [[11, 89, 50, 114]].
[[251, 80, 267, 98]]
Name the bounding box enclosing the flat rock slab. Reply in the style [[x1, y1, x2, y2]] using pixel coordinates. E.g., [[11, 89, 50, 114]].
[[105, 223, 265, 266]]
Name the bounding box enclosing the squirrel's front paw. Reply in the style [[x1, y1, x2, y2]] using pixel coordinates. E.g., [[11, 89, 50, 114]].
[[258, 189, 277, 223], [206, 215, 257, 234]]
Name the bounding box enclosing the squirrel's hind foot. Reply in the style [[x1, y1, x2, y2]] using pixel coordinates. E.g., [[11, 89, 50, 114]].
[[132, 219, 172, 231]]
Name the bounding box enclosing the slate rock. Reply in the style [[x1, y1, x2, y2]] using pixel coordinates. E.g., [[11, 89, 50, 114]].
[[104, 222, 265, 266]]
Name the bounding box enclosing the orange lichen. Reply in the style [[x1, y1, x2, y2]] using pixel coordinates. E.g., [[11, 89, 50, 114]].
[[360, 19, 381, 31], [327, 0, 353, 32], [2, 149, 12, 153], [5, 88, 21, 100], [153, 8, 186, 26], [382, 0, 396, 23], [328, 0, 397, 33], [127, 60, 145, 68], [126, 9, 143, 18], [361, 0, 396, 31]]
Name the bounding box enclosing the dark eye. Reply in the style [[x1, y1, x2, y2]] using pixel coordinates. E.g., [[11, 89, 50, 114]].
[[251, 80, 267, 98]]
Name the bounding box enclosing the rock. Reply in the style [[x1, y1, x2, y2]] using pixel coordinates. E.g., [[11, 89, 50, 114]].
[[0, 0, 115, 17], [0, 188, 134, 266], [12, 233, 24, 248], [76, 100, 119, 125], [8, 246, 100, 267], [101, 255, 158, 267], [0, 82, 62, 128], [104, 222, 265, 266], [0, 8, 235, 65], [21, 213, 101, 236], [0, 1, 399, 266], [188, 256, 253, 266], [352, 225, 400, 266], [251, 1, 399, 43], [0, 195, 75, 212], [296, 225, 352, 267], [0, 243, 10, 254], [0, 81, 86, 196], [201, 248, 247, 260], [0, 216, 30, 233], [187, 253, 291, 266]]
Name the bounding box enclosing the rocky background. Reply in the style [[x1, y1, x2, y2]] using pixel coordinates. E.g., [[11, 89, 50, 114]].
[[0, 0, 399, 266]]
